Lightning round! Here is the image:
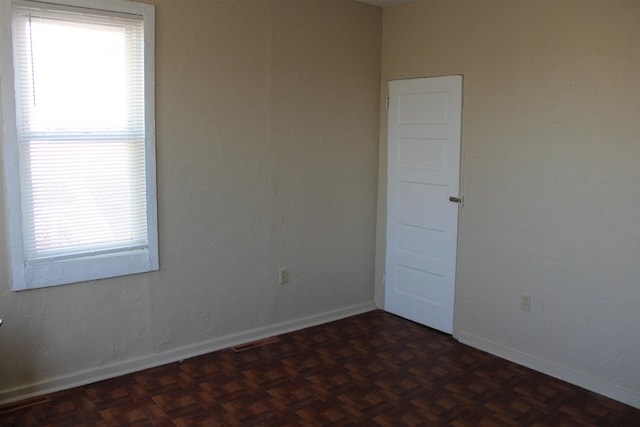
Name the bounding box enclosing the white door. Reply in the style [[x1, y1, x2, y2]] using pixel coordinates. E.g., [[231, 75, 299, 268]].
[[385, 76, 462, 334]]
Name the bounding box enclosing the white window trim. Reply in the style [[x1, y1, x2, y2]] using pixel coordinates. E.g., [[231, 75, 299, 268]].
[[0, 0, 159, 290]]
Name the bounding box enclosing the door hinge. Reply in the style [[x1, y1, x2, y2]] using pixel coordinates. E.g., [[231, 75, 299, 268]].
[[385, 97, 389, 111]]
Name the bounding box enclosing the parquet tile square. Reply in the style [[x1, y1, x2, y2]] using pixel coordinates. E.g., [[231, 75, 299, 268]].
[[1, 310, 639, 426]]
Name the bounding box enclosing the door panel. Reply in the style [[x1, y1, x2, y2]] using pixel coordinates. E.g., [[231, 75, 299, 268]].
[[385, 76, 462, 334]]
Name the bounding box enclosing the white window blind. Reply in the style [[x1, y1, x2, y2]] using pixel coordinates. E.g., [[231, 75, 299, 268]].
[[0, 0, 158, 289]]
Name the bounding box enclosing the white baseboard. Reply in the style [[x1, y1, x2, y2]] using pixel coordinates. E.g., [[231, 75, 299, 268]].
[[456, 330, 640, 410], [0, 301, 377, 405]]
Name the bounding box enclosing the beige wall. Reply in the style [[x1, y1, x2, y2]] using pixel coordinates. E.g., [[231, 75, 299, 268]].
[[377, 0, 640, 404], [0, 0, 381, 399]]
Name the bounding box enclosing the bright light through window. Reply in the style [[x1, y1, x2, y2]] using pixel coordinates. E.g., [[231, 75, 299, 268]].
[[26, 19, 129, 131], [0, 0, 158, 290], [15, 10, 147, 260]]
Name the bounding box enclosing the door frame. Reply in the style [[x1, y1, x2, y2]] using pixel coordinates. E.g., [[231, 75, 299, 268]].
[[381, 75, 463, 335]]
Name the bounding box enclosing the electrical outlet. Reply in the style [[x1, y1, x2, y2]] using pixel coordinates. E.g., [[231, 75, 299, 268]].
[[279, 267, 289, 285], [520, 294, 531, 312]]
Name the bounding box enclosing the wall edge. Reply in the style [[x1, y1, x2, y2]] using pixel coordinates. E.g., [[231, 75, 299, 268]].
[[0, 301, 377, 405], [457, 330, 640, 410]]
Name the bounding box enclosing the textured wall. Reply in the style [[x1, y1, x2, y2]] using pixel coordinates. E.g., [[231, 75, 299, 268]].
[[0, 0, 381, 394], [376, 0, 640, 400]]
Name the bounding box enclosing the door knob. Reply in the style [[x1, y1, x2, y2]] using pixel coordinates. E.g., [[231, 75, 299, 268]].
[[449, 196, 463, 204]]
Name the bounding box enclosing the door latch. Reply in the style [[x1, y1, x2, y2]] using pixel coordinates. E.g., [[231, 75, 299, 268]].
[[449, 196, 463, 205]]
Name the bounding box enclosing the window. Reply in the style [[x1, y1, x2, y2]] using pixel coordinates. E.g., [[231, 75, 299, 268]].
[[0, 0, 158, 290]]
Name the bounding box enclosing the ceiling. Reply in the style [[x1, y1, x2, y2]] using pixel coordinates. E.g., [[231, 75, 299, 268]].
[[355, 0, 414, 7]]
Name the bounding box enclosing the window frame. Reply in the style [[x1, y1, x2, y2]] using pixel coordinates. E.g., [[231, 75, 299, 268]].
[[0, 0, 158, 291]]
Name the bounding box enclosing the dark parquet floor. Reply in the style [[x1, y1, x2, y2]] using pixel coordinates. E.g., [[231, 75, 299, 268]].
[[1, 310, 639, 426]]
